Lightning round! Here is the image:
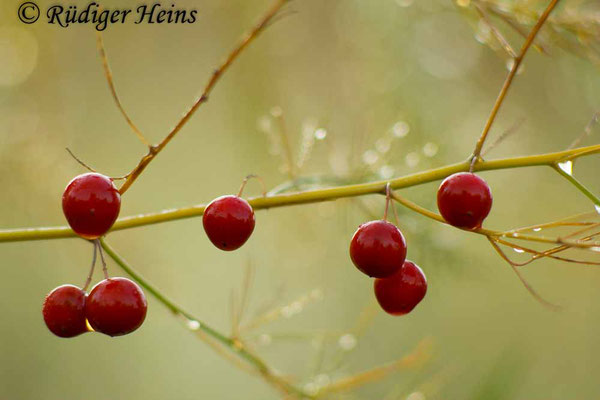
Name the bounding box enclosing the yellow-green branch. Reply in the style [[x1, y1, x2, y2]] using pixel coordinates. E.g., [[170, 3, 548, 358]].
[[100, 238, 313, 399], [1, 143, 599, 243]]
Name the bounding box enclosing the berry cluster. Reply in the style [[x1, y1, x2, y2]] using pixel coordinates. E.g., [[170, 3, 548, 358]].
[[45, 170, 492, 335], [349, 173, 492, 316], [43, 173, 147, 338]]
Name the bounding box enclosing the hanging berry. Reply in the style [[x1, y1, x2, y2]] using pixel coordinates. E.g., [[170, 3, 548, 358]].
[[85, 277, 147, 336], [42, 285, 89, 338], [62, 173, 121, 239], [437, 172, 492, 229], [350, 220, 407, 278], [374, 260, 427, 315]]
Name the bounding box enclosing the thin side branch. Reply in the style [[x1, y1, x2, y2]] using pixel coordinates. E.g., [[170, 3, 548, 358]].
[[96, 32, 150, 147], [99, 238, 312, 399], [118, 0, 290, 195], [471, 0, 561, 165]]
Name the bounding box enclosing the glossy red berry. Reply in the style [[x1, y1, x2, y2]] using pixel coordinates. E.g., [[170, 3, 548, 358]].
[[42, 285, 88, 338], [374, 260, 427, 316], [62, 173, 121, 239], [437, 172, 492, 229], [349, 220, 407, 278], [85, 277, 147, 337], [203, 195, 255, 251]]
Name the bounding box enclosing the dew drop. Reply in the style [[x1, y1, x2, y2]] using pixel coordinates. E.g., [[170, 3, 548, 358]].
[[362, 150, 379, 165], [514, 248, 525, 253], [405, 152, 420, 168], [270, 106, 283, 117], [186, 319, 201, 331], [396, 0, 413, 7], [506, 59, 525, 74], [303, 382, 318, 396], [376, 138, 391, 154], [314, 128, 327, 140], [475, 21, 492, 44], [423, 142, 439, 157], [557, 160, 573, 175], [379, 165, 395, 179], [595, 204, 600, 215], [406, 392, 426, 400], [338, 333, 357, 351], [392, 121, 410, 138], [533, 227, 542, 232], [314, 374, 331, 387], [257, 116, 272, 133]]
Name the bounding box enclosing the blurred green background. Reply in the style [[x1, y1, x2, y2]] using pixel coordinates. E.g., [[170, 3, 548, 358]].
[[1, 0, 600, 398]]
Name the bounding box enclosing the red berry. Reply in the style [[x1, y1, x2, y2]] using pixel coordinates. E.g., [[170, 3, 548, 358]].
[[85, 277, 147, 337], [203, 195, 255, 251], [374, 260, 427, 316], [62, 173, 121, 239], [349, 220, 407, 278], [437, 172, 492, 229], [42, 285, 88, 338]]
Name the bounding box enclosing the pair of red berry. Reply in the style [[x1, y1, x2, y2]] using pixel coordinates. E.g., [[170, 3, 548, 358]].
[[350, 219, 427, 315], [43, 277, 147, 338]]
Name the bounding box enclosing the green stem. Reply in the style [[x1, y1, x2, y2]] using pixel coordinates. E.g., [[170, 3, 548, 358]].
[[2, 143, 600, 243], [99, 238, 312, 399], [553, 164, 600, 207]]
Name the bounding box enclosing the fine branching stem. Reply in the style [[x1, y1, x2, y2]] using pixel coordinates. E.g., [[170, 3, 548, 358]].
[[99, 238, 312, 399], [117, 0, 290, 195], [96, 32, 150, 147], [471, 0, 561, 165], [553, 164, 600, 207]]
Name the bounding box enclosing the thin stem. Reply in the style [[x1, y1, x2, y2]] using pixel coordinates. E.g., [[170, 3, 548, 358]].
[[383, 183, 392, 221], [481, 117, 525, 157], [474, 4, 517, 58], [96, 32, 150, 147], [568, 111, 600, 149], [118, 0, 290, 195], [98, 238, 312, 399], [471, 0, 561, 165], [96, 239, 109, 279], [318, 339, 433, 396], [238, 175, 267, 197], [487, 236, 560, 309], [66, 148, 97, 173], [553, 164, 600, 207], [82, 240, 98, 291], [3, 143, 600, 242], [272, 108, 297, 180]]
